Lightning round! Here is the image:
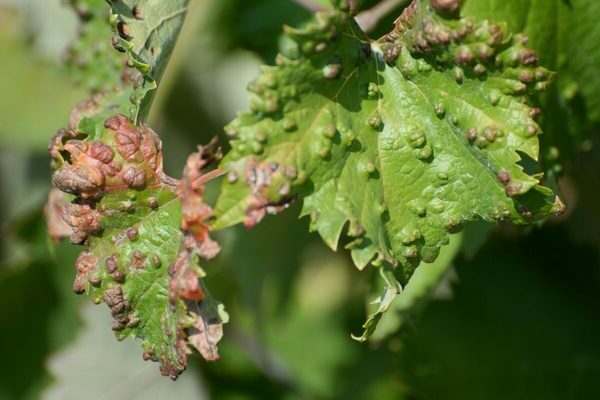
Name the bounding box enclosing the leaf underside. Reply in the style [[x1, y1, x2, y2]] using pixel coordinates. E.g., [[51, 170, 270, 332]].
[[213, 0, 563, 336]]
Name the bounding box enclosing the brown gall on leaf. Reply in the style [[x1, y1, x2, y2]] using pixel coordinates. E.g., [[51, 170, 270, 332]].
[[132, 5, 143, 20], [62, 202, 102, 244], [383, 0, 551, 99], [122, 167, 147, 189], [430, 0, 460, 14], [178, 140, 223, 260], [103, 284, 131, 331], [50, 113, 173, 205], [73, 252, 99, 294], [243, 159, 296, 229], [48, 128, 77, 165], [52, 162, 105, 199], [49, 114, 175, 246]]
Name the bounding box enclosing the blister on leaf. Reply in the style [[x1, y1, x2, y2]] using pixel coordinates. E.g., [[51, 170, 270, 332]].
[[213, 0, 564, 338]]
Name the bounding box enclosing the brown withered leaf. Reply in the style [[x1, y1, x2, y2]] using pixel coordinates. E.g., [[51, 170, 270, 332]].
[[169, 143, 229, 362], [177, 140, 223, 260]]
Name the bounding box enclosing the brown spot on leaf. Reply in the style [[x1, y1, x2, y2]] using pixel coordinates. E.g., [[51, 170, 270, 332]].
[[62, 202, 102, 244], [73, 252, 98, 294], [104, 285, 130, 329], [132, 5, 143, 19], [122, 167, 147, 189], [89, 141, 115, 164], [52, 164, 105, 199], [105, 255, 118, 273], [126, 227, 139, 241], [430, 0, 461, 14], [243, 159, 295, 228]]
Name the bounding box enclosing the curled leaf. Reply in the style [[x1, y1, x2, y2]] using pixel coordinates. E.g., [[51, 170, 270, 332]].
[[108, 0, 189, 122]]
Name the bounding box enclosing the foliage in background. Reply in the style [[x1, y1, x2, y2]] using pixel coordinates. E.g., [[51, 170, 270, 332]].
[[0, 0, 599, 399]]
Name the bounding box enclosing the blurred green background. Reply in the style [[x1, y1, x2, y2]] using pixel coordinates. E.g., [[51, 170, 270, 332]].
[[0, 0, 599, 399]]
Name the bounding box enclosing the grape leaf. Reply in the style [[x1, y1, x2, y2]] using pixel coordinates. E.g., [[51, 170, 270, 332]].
[[213, 0, 564, 333], [367, 230, 463, 342], [64, 0, 124, 92], [48, 0, 229, 380], [49, 115, 227, 380], [461, 0, 600, 165], [108, 0, 189, 123]]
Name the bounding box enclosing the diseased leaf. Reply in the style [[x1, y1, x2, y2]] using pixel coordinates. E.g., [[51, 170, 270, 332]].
[[213, 0, 563, 336], [461, 0, 600, 165], [47, 0, 228, 380], [48, 115, 226, 380], [369, 230, 463, 341], [64, 0, 124, 91], [108, 0, 189, 123]]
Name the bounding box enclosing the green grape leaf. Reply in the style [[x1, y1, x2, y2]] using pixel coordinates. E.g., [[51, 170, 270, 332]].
[[213, 0, 564, 335], [368, 230, 463, 341], [64, 0, 124, 92], [48, 115, 227, 380], [352, 264, 402, 342], [108, 0, 189, 123], [461, 0, 600, 166]]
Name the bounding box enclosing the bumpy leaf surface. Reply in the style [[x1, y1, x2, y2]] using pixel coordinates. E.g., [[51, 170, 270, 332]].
[[461, 0, 600, 169], [49, 115, 226, 379], [109, 0, 189, 122], [48, 0, 227, 380], [214, 1, 563, 293], [64, 0, 124, 92]]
